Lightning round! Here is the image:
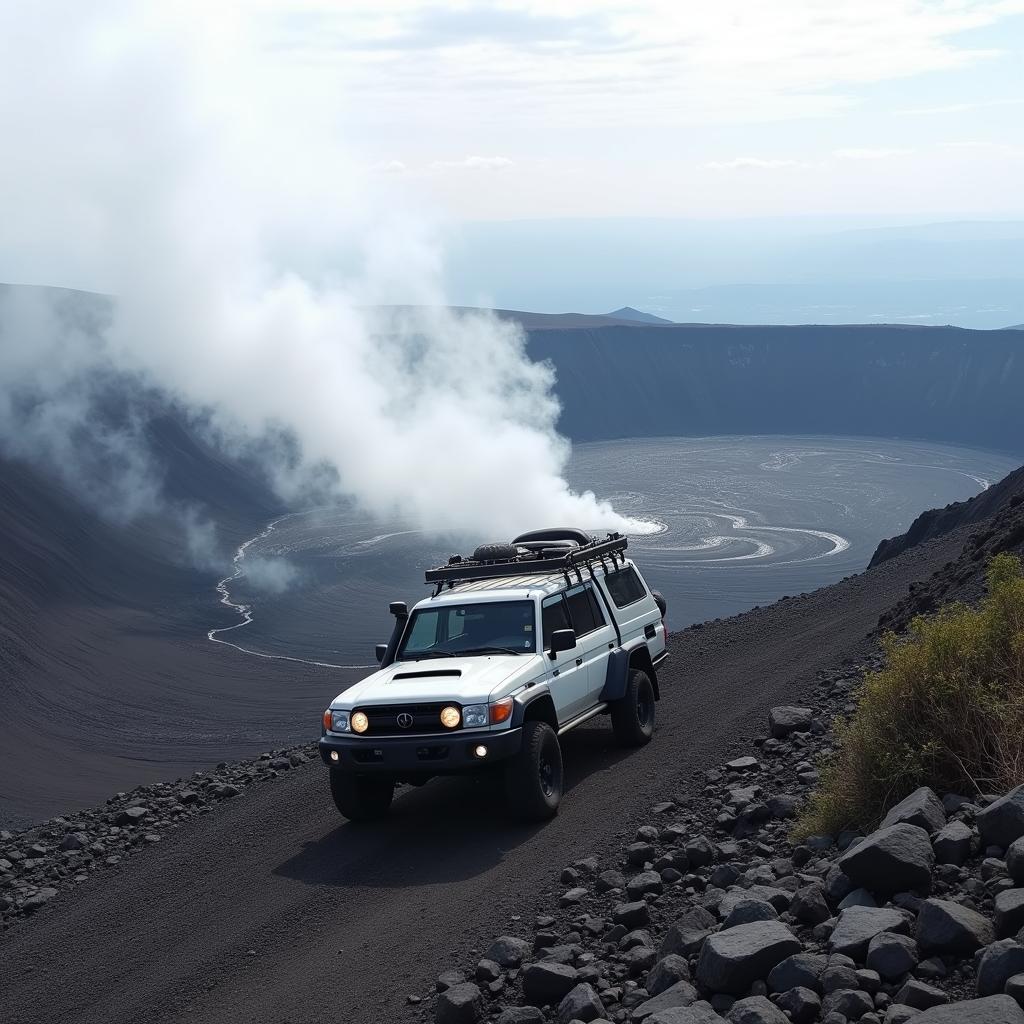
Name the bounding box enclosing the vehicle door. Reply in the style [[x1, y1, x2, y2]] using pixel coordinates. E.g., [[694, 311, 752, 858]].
[[541, 593, 590, 722], [563, 582, 618, 705]]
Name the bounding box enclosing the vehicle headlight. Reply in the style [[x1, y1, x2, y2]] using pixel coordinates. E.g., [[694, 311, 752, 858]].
[[351, 711, 369, 734], [462, 704, 488, 728], [330, 710, 350, 733], [440, 705, 461, 729]]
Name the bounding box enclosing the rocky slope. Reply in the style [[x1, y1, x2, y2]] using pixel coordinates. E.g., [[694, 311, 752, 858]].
[[426, 674, 1024, 1024], [870, 466, 1024, 568], [873, 466, 1024, 634]]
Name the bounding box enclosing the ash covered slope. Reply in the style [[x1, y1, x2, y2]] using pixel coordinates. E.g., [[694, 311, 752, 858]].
[[873, 462, 1024, 633], [0, 416, 333, 829], [871, 463, 1024, 567], [525, 322, 1024, 449]]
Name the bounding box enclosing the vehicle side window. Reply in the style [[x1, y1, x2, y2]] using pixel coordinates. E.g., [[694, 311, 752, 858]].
[[542, 595, 571, 648], [586, 585, 606, 627], [564, 584, 601, 637], [604, 566, 647, 608]]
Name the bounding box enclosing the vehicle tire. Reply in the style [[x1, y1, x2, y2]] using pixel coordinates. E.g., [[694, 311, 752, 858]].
[[329, 770, 395, 821], [472, 542, 519, 562], [611, 668, 655, 747], [504, 720, 563, 820]]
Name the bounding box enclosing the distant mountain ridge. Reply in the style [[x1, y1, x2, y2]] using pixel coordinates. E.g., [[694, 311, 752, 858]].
[[524, 321, 1024, 452], [605, 306, 674, 324]]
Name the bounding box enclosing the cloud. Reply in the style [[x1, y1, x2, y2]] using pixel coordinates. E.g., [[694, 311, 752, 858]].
[[371, 159, 408, 173], [705, 157, 805, 170]]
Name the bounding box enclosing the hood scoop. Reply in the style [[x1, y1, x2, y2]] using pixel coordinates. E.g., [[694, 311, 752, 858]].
[[392, 669, 463, 680]]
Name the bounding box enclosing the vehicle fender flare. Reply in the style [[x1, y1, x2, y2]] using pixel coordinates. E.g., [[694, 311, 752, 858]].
[[510, 690, 559, 731], [600, 639, 659, 702]]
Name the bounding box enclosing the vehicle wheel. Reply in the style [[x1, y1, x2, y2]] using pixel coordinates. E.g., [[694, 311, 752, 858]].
[[611, 668, 655, 747], [504, 720, 563, 820], [329, 770, 395, 821], [472, 542, 519, 562]]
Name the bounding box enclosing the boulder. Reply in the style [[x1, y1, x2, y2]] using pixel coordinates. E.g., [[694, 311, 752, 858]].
[[647, 1006, 725, 1024], [884, 1006, 921, 1024], [775, 987, 821, 1024], [996, 890, 1024, 938], [880, 788, 947, 834], [837, 823, 934, 895], [866, 931, 920, 980], [1008, 838, 1024, 886], [788, 884, 829, 926], [978, 786, 1024, 850], [557, 983, 604, 1024], [114, 806, 149, 826], [977, 939, 1024, 997], [630, 981, 700, 1022], [1006, 974, 1024, 1005], [696, 921, 801, 995], [932, 820, 974, 866], [726, 995, 789, 1023], [721, 898, 778, 929], [823, 988, 874, 1018], [613, 901, 651, 929], [435, 982, 484, 1024], [894, 979, 949, 1010], [522, 962, 579, 1005], [486, 936, 531, 968], [767, 952, 827, 993], [916, 898, 995, 954], [596, 869, 627, 893], [497, 1009, 544, 1024], [768, 707, 813, 738], [914, 994, 1024, 1022], [829, 905, 912, 959], [646, 955, 691, 996]]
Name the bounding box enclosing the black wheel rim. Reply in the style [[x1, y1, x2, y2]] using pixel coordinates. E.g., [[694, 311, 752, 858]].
[[539, 752, 557, 797], [637, 689, 652, 729]]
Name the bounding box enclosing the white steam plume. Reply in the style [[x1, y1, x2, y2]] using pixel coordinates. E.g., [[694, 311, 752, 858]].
[[0, 4, 651, 540]]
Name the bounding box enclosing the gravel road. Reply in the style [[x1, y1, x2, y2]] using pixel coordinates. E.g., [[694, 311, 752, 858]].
[[0, 528, 972, 1024]]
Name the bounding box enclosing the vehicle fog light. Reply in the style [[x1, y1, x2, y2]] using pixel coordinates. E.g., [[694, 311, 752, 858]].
[[330, 751, 339, 762], [474, 744, 488, 758], [440, 706, 461, 729], [351, 711, 369, 734]]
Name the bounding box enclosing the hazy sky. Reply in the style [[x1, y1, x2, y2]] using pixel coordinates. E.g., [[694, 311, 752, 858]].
[[263, 0, 1024, 221]]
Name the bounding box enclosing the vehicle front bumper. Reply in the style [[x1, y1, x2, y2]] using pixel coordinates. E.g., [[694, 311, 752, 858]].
[[319, 727, 522, 775]]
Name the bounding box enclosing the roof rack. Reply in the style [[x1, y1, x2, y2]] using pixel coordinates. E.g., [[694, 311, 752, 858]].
[[425, 532, 629, 595]]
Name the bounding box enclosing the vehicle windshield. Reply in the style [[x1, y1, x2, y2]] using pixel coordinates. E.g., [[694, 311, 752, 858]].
[[397, 600, 537, 659]]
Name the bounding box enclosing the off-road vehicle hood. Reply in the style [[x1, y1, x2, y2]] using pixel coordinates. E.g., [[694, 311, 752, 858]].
[[333, 654, 545, 707]]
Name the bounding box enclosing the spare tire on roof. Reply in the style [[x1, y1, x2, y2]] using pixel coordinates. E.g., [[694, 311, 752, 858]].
[[472, 542, 519, 562]]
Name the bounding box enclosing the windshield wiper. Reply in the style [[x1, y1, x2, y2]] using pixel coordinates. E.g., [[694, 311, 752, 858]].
[[458, 646, 523, 657], [406, 650, 458, 660]]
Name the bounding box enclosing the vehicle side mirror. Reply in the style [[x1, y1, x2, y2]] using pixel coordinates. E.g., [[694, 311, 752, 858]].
[[549, 629, 577, 656], [375, 643, 388, 663], [389, 601, 408, 617]]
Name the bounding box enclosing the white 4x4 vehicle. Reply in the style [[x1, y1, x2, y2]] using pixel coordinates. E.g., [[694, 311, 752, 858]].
[[319, 529, 668, 821]]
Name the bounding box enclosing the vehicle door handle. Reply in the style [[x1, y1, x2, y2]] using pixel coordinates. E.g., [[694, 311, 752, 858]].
[[575, 657, 583, 666]]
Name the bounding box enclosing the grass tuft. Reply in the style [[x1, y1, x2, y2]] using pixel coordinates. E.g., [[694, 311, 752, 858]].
[[795, 552, 1024, 839]]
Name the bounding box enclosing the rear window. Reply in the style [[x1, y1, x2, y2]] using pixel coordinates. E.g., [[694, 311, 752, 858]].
[[604, 566, 647, 608]]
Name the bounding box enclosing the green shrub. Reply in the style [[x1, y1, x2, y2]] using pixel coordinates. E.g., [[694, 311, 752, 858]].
[[795, 552, 1024, 839]]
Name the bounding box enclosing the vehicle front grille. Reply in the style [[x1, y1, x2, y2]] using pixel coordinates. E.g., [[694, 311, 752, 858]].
[[354, 702, 462, 736]]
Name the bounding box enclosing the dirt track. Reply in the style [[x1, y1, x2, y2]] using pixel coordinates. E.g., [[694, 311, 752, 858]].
[[0, 527, 972, 1024]]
